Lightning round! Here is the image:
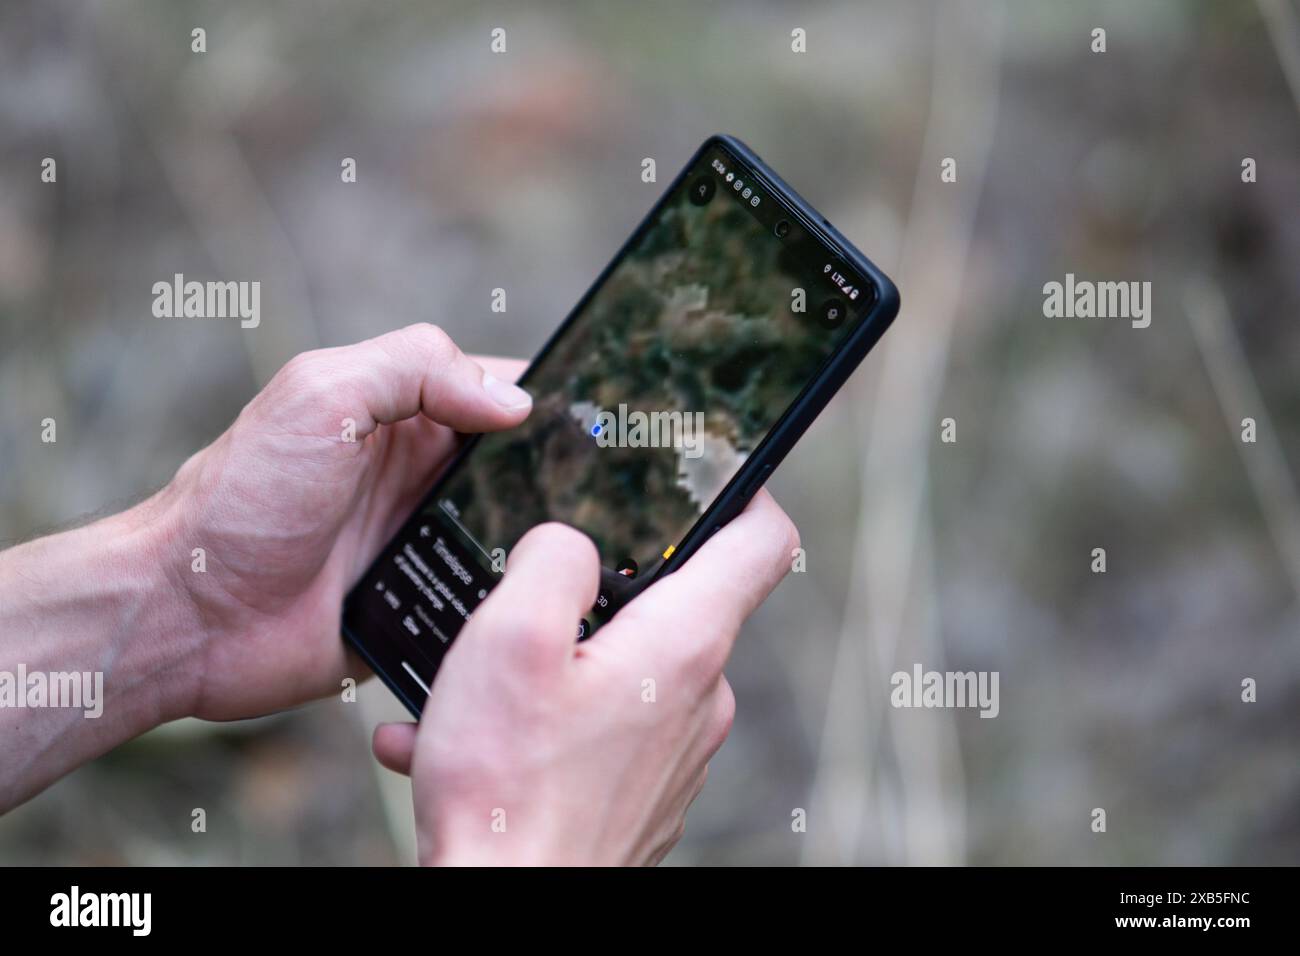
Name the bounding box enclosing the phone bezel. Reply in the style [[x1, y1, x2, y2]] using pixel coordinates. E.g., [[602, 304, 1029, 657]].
[[342, 134, 901, 717]]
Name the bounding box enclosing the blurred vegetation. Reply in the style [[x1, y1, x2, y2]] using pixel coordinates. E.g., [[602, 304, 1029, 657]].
[[0, 0, 1297, 864]]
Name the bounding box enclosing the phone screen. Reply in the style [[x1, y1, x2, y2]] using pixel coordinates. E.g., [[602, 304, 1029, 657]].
[[345, 143, 875, 664]]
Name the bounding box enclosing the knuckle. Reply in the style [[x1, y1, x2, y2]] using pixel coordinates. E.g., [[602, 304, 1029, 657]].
[[676, 633, 731, 687], [265, 351, 345, 424], [466, 609, 558, 686], [783, 514, 802, 557], [670, 818, 687, 847], [403, 322, 457, 368], [275, 351, 328, 395], [506, 621, 561, 670], [709, 682, 736, 749]]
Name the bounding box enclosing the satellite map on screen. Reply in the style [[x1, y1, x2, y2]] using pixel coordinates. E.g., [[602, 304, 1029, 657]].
[[429, 150, 857, 580]]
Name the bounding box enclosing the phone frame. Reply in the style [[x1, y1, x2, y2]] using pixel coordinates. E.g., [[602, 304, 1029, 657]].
[[342, 134, 901, 717]]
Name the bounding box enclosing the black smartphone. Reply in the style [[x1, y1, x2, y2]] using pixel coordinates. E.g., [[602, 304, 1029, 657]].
[[342, 134, 900, 716]]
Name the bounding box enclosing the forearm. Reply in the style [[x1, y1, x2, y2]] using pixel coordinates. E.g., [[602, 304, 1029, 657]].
[[0, 488, 200, 812]]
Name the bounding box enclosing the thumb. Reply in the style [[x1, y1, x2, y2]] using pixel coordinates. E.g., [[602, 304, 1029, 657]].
[[264, 323, 532, 440], [451, 522, 601, 680]]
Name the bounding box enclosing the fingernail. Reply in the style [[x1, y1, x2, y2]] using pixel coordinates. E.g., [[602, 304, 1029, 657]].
[[482, 372, 532, 410]]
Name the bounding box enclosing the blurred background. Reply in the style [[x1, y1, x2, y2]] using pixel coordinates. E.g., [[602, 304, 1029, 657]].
[[1, 0, 1298, 865]]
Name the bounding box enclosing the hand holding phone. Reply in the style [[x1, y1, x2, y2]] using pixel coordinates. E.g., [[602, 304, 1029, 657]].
[[151, 324, 533, 722], [345, 135, 900, 713], [372, 488, 799, 866]]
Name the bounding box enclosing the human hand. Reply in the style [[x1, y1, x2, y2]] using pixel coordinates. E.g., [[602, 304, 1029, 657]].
[[372, 490, 799, 866], [159, 324, 532, 719], [0, 324, 532, 808]]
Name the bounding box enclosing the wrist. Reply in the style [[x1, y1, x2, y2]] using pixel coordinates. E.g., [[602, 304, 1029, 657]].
[[0, 484, 205, 809], [107, 483, 210, 724], [65, 488, 206, 729], [48, 482, 208, 728]]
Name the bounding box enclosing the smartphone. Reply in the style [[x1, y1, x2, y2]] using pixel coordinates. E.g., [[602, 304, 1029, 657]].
[[342, 134, 900, 716]]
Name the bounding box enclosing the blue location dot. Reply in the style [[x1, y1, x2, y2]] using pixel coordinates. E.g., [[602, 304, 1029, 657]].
[[590, 422, 603, 437]]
